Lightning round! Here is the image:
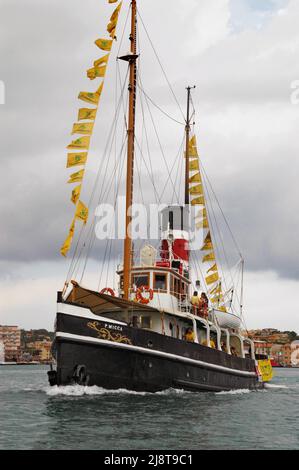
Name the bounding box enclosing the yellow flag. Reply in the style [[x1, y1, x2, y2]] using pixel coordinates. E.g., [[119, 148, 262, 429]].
[[206, 272, 219, 285], [87, 65, 107, 80], [201, 241, 213, 251], [191, 196, 205, 206], [95, 38, 113, 51], [78, 108, 97, 121], [189, 184, 203, 195], [189, 172, 202, 184], [75, 200, 89, 224], [204, 231, 212, 244], [108, 0, 118, 3], [71, 122, 94, 135], [209, 284, 221, 295], [196, 218, 209, 229], [67, 136, 90, 150], [107, 19, 117, 34], [71, 184, 81, 204], [196, 208, 207, 219], [203, 251, 215, 262], [188, 145, 199, 157], [110, 2, 122, 22], [189, 135, 197, 148], [68, 169, 84, 183], [189, 159, 199, 171], [60, 219, 75, 257], [94, 54, 110, 67], [218, 306, 227, 313], [207, 263, 217, 273], [67, 152, 88, 168], [211, 294, 224, 304], [78, 91, 100, 105]]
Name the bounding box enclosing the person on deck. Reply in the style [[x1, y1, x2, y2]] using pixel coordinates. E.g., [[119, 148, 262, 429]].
[[184, 328, 195, 342], [191, 291, 200, 315], [200, 293, 209, 320]]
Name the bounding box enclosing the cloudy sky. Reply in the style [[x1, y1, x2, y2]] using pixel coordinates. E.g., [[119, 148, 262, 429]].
[[0, 0, 298, 332]]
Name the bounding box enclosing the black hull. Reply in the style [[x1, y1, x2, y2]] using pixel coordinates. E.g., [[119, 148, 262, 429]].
[[53, 306, 263, 393]]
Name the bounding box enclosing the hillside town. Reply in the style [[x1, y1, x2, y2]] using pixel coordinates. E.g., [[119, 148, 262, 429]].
[[0, 324, 299, 366], [0, 326, 53, 364]]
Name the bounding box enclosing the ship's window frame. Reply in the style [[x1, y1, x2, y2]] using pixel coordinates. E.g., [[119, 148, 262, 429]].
[[140, 315, 152, 330], [153, 272, 168, 293], [132, 272, 150, 288]]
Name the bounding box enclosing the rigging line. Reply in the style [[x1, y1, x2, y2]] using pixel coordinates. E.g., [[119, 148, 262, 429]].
[[116, 2, 131, 57], [200, 162, 243, 259], [159, 133, 185, 202], [140, 78, 181, 204], [203, 174, 242, 311], [170, 137, 185, 205], [137, 10, 186, 122], [65, 71, 129, 283], [134, 135, 161, 204], [97, 133, 127, 289], [137, 84, 185, 126], [202, 174, 231, 298]]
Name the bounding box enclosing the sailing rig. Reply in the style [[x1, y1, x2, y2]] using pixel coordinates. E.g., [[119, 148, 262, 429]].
[[48, 0, 273, 391]]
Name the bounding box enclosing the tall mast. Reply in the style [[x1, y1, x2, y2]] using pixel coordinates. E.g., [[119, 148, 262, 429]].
[[184, 86, 195, 205], [123, 0, 137, 300]]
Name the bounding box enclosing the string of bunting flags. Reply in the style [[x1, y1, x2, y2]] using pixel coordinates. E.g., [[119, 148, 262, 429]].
[[188, 135, 226, 312], [60, 1, 123, 257]]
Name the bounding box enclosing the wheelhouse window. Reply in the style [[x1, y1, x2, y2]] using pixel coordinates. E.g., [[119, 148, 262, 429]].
[[154, 273, 167, 292], [141, 316, 152, 329], [132, 273, 149, 288]]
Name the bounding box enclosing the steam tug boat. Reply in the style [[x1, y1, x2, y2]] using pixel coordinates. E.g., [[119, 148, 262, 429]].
[[48, 0, 272, 391]]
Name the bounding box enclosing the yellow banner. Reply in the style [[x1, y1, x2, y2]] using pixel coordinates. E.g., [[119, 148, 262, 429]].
[[188, 146, 199, 157], [95, 38, 113, 51], [110, 2, 122, 22], [189, 159, 199, 171], [87, 65, 107, 80], [68, 169, 84, 184], [78, 108, 97, 121], [191, 196, 205, 206], [209, 283, 221, 295], [67, 136, 90, 150], [71, 184, 81, 205], [67, 152, 88, 168], [189, 184, 203, 195], [258, 360, 273, 382], [60, 219, 75, 257], [75, 200, 89, 224], [196, 218, 209, 229], [189, 172, 202, 184], [206, 272, 219, 285], [207, 263, 217, 273], [71, 122, 94, 135], [94, 54, 110, 68], [203, 251, 215, 262]]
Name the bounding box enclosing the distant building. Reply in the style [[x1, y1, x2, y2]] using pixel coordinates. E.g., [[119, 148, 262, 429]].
[[0, 326, 21, 362], [26, 340, 52, 362], [291, 341, 299, 367]]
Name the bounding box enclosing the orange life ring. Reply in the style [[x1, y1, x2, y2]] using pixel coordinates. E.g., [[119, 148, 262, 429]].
[[100, 287, 115, 297], [135, 286, 154, 305]]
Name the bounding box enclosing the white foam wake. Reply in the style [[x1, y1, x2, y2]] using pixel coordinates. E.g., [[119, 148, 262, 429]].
[[45, 385, 189, 397], [264, 383, 288, 390], [216, 388, 252, 395]]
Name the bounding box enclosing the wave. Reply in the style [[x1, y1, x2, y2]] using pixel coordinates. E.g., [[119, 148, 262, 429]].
[[216, 388, 252, 395], [45, 385, 190, 397], [265, 383, 289, 390]]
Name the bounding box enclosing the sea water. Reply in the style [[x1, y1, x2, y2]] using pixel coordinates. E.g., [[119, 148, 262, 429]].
[[0, 365, 298, 450]]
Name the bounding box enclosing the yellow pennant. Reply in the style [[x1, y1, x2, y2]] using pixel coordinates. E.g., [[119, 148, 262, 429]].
[[204, 231, 212, 244], [94, 53, 110, 67], [110, 2, 122, 22], [68, 169, 84, 184], [95, 38, 113, 51], [67, 136, 90, 150], [201, 241, 213, 251], [78, 108, 97, 121], [60, 219, 75, 257], [189, 135, 197, 148], [191, 196, 205, 206], [188, 146, 199, 157], [203, 251, 215, 263], [87, 65, 107, 80], [108, 0, 118, 3], [209, 283, 221, 295], [71, 184, 81, 205], [206, 272, 219, 286], [196, 218, 209, 229], [189, 172, 202, 184], [67, 152, 88, 168], [72, 122, 94, 135], [107, 19, 117, 34], [207, 263, 217, 273], [196, 208, 207, 219], [75, 200, 89, 224], [189, 159, 199, 171], [189, 184, 203, 195], [218, 306, 227, 313], [78, 83, 103, 105], [211, 294, 224, 304]]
